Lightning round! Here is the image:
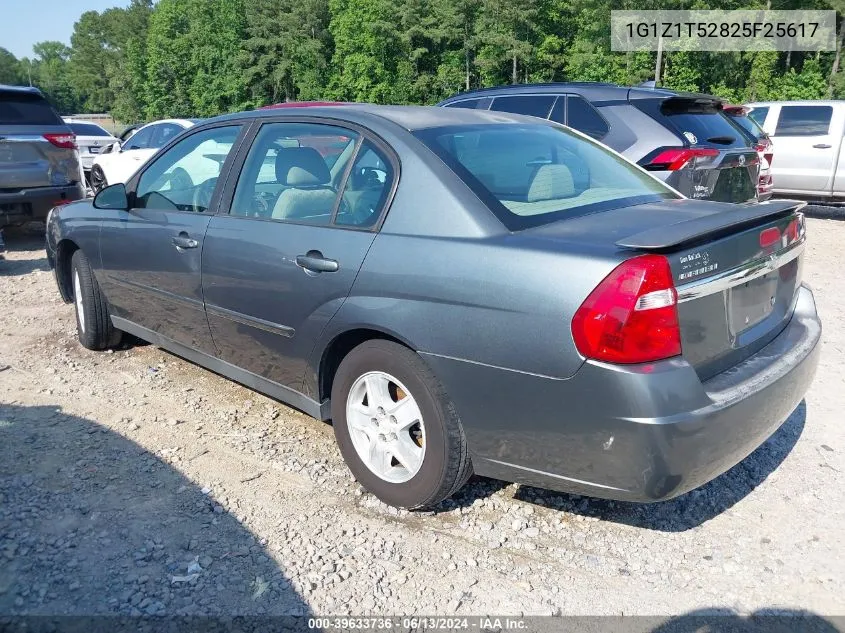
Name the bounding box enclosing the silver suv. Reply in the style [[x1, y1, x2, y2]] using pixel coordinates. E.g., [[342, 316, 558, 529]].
[[0, 85, 85, 228]]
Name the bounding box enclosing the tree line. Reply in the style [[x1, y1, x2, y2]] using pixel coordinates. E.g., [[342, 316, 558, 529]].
[[0, 0, 843, 124]]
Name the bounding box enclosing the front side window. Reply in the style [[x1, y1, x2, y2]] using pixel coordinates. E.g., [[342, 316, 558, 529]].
[[415, 123, 675, 230], [775, 105, 832, 136], [230, 122, 359, 225], [153, 123, 186, 148], [123, 125, 155, 150], [135, 125, 241, 212]]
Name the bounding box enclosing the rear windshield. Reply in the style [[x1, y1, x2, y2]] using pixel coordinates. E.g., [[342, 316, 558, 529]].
[[655, 100, 752, 149], [415, 123, 675, 230], [725, 112, 766, 142], [0, 91, 63, 125], [68, 122, 112, 136]]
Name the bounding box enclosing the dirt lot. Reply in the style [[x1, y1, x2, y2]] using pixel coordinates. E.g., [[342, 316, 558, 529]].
[[1, 218, 844, 620]]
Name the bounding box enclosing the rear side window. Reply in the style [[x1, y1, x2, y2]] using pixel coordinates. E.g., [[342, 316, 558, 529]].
[[657, 100, 750, 149], [747, 106, 769, 127], [490, 95, 556, 119], [775, 106, 832, 136], [444, 99, 484, 109], [566, 96, 610, 139], [68, 122, 112, 137], [415, 123, 675, 230], [0, 92, 63, 125]]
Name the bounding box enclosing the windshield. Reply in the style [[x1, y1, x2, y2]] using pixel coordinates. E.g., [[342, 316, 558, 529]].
[[68, 122, 112, 137], [414, 123, 676, 230]]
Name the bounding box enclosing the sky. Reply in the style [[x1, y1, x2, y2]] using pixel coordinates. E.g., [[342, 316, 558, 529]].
[[0, 0, 131, 59]]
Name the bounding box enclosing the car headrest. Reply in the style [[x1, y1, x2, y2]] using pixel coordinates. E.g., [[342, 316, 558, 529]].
[[275, 147, 331, 186], [527, 164, 575, 202]]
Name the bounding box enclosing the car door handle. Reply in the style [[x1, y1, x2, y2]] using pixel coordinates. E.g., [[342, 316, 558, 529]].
[[813, 143, 832, 149], [171, 234, 198, 250], [296, 252, 339, 273]]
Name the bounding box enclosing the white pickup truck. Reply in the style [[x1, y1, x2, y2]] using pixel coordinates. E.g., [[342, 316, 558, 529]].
[[746, 100, 845, 200]]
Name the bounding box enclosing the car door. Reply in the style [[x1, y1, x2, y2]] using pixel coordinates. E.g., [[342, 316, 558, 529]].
[[201, 120, 396, 391], [107, 123, 159, 184], [98, 123, 245, 355], [767, 104, 843, 194]]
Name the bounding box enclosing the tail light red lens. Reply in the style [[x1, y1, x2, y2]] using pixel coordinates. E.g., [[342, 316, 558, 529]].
[[642, 147, 719, 171], [571, 255, 682, 364], [759, 227, 781, 248], [43, 133, 77, 149]]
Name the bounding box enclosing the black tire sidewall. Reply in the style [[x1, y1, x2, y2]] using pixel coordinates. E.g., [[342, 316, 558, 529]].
[[332, 342, 450, 509], [71, 251, 101, 350]]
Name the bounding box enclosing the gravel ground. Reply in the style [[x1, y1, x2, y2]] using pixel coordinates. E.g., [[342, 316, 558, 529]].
[[1, 219, 844, 620]]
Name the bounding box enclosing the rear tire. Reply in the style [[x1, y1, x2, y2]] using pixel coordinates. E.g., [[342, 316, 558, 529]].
[[331, 340, 473, 509], [71, 250, 121, 350]]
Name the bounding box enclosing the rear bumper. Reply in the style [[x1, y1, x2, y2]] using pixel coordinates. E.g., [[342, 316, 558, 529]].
[[422, 284, 821, 502], [0, 183, 85, 226]]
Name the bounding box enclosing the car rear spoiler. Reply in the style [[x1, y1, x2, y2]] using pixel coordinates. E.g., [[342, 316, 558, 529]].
[[616, 200, 806, 250]]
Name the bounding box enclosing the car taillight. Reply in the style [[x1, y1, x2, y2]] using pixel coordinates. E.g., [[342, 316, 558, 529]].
[[571, 255, 681, 364], [43, 133, 77, 149], [754, 140, 774, 167], [641, 147, 719, 171]]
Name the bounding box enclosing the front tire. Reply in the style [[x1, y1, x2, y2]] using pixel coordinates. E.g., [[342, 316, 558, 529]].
[[71, 250, 121, 350], [331, 340, 472, 509]]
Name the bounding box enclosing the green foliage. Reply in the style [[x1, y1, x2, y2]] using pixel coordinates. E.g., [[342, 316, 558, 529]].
[[3, 0, 842, 120]]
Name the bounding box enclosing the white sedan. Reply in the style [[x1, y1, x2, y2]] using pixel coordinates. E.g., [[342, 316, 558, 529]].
[[89, 118, 200, 192], [62, 119, 118, 175]]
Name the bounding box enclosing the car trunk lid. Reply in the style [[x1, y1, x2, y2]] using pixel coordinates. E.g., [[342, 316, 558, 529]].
[[623, 199, 805, 380], [524, 198, 806, 380]]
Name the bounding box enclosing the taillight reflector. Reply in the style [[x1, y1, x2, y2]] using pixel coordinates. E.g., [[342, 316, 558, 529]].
[[43, 133, 77, 149], [759, 227, 781, 248], [642, 147, 719, 171], [571, 255, 681, 364]]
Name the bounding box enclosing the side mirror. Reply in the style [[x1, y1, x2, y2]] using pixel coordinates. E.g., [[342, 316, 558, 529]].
[[111, 141, 122, 153], [93, 183, 129, 210]]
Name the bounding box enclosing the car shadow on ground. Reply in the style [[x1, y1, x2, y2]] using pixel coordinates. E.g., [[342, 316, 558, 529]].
[[440, 402, 806, 532], [646, 608, 842, 633], [0, 228, 49, 277], [0, 403, 311, 617]]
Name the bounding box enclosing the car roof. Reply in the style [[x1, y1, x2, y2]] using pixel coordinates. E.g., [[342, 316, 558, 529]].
[[137, 118, 198, 130], [0, 84, 44, 96], [436, 82, 722, 105], [746, 100, 845, 107], [204, 103, 549, 132]]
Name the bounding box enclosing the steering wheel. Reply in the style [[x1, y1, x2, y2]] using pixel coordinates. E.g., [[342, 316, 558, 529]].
[[192, 177, 218, 212]]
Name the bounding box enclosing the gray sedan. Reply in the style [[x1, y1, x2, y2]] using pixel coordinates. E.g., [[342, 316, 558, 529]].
[[46, 105, 821, 509]]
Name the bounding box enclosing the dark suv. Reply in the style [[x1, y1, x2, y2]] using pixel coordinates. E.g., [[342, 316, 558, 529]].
[[438, 83, 760, 204], [1, 85, 85, 228]]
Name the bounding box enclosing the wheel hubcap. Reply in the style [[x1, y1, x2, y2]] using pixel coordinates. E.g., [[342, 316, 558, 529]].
[[74, 270, 85, 334], [346, 371, 425, 484]]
